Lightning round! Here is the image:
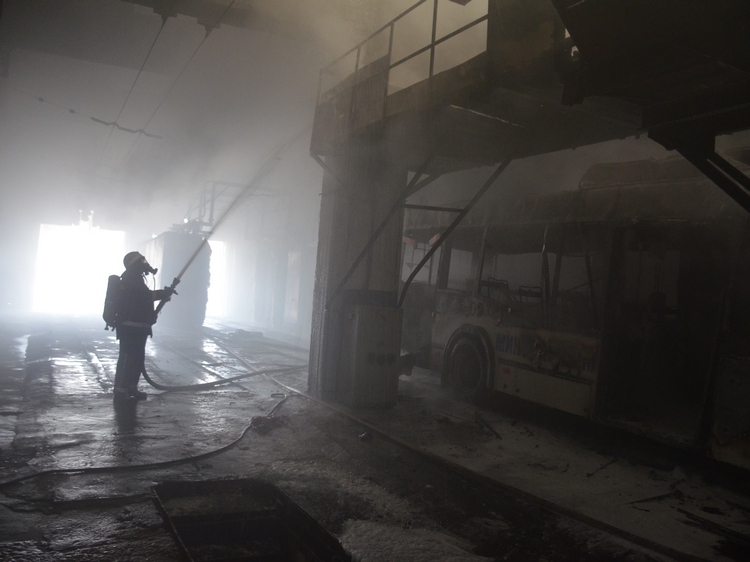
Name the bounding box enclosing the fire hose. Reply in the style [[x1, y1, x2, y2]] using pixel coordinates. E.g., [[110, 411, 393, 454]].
[[154, 127, 309, 318]]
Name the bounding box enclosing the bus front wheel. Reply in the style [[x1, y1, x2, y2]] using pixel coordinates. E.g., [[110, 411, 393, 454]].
[[447, 336, 488, 401]]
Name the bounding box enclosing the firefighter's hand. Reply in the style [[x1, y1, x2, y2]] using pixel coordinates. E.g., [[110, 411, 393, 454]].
[[158, 287, 177, 302]]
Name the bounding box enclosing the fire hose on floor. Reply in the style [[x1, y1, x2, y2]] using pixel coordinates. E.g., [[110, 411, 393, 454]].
[[0, 390, 295, 490], [139, 363, 306, 392]]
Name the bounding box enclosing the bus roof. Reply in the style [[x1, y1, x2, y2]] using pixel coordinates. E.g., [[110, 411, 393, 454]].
[[405, 154, 749, 243]]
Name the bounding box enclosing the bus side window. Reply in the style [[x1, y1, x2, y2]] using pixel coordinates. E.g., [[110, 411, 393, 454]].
[[551, 253, 596, 332], [447, 249, 475, 291], [479, 278, 510, 303], [483, 251, 546, 327], [401, 240, 441, 286], [547, 224, 607, 334]]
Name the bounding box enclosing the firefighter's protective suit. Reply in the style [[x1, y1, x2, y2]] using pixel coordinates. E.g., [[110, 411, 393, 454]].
[[113, 252, 173, 402]]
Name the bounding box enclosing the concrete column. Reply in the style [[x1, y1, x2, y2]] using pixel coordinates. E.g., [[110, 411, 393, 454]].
[[272, 244, 288, 330], [253, 243, 274, 326], [308, 140, 407, 401]]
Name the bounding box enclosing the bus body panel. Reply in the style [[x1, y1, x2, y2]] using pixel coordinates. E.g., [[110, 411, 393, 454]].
[[432, 288, 600, 418], [515, 367, 592, 417]]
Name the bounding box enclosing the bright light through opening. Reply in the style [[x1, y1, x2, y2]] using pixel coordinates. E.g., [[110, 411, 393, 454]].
[[207, 240, 227, 317], [33, 221, 125, 315]]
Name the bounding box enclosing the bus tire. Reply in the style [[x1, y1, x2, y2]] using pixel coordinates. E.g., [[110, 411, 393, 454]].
[[447, 336, 488, 401]]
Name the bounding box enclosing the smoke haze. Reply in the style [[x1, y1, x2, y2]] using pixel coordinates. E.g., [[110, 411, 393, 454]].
[[0, 0, 377, 312], [2, 0, 735, 322]]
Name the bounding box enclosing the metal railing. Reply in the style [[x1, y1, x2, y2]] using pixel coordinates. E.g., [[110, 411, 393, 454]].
[[315, 0, 488, 108]]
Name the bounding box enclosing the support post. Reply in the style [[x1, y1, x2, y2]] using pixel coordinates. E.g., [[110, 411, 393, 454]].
[[678, 148, 750, 215], [308, 143, 408, 404], [398, 158, 512, 308]]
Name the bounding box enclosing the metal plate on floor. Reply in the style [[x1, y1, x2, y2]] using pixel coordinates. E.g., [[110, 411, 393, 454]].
[[152, 479, 350, 562]]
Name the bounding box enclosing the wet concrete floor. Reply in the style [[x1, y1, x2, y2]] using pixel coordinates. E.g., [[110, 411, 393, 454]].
[[1, 314, 749, 561]]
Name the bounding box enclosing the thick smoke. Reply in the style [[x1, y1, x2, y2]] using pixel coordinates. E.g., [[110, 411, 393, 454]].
[[0, 0, 378, 313]]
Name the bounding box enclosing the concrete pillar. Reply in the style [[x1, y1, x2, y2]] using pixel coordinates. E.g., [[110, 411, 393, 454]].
[[308, 140, 407, 403], [272, 244, 288, 330], [253, 243, 274, 326]]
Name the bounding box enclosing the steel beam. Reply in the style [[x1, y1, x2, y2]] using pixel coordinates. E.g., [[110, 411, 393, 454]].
[[678, 147, 750, 215], [398, 158, 512, 308]]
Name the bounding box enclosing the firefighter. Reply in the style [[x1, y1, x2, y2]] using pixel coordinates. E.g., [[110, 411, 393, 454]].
[[113, 251, 175, 402]]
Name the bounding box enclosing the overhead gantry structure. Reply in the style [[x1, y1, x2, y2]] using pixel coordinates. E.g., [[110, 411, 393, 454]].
[[307, 0, 750, 405], [550, 0, 750, 212]]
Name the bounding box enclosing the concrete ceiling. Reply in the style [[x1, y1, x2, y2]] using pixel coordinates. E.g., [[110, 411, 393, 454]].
[[0, 0, 370, 235]]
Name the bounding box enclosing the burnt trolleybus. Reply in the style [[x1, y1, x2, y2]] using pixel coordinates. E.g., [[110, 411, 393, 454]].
[[401, 155, 750, 470]]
